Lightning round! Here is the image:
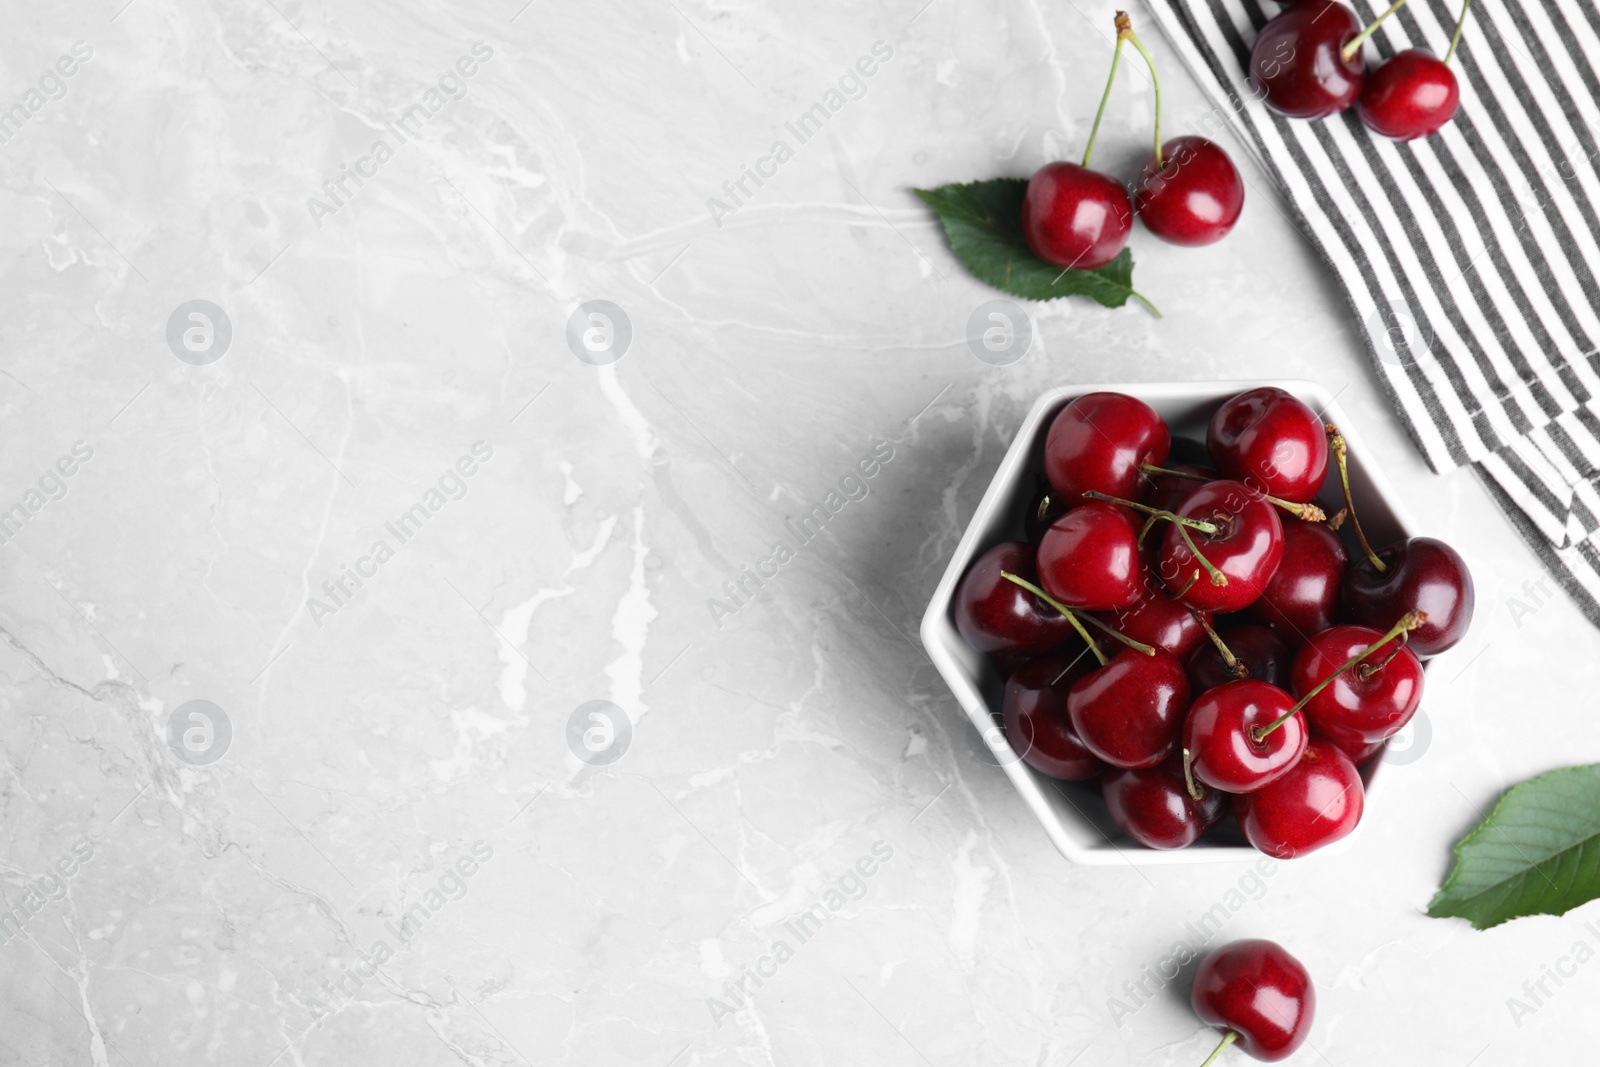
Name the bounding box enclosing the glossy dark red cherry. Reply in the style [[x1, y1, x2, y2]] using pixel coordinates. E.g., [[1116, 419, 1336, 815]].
[[1291, 623, 1423, 749], [1184, 679, 1307, 793], [1250, 520, 1348, 639], [1185, 622, 1293, 692], [1159, 480, 1285, 613], [954, 542, 1078, 655], [1249, 0, 1366, 120], [1037, 502, 1143, 611], [1044, 392, 1171, 506], [1133, 136, 1245, 246], [1359, 49, 1460, 141], [1002, 652, 1103, 780], [1192, 939, 1316, 1062], [1099, 582, 1210, 659], [1342, 537, 1474, 657], [1208, 387, 1329, 503], [1235, 739, 1364, 858], [1022, 161, 1133, 270], [1067, 647, 1190, 769], [1023, 476, 1070, 543], [1103, 754, 1225, 849]]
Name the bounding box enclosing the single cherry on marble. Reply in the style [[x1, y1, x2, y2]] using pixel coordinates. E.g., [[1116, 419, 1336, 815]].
[[1135, 136, 1245, 246], [1191, 939, 1316, 1063]]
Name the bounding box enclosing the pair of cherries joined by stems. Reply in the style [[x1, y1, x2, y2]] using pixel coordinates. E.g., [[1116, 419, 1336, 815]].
[[957, 387, 1475, 858], [1022, 12, 1246, 274], [1253, 0, 1475, 141]]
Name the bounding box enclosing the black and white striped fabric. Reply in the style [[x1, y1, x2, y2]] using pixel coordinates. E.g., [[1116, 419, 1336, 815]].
[[1146, 0, 1600, 624]]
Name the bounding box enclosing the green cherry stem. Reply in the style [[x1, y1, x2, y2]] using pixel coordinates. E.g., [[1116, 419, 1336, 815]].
[[1076, 610, 1157, 656], [1120, 14, 1164, 167], [1445, 0, 1473, 64], [1252, 610, 1427, 740], [999, 571, 1108, 666], [1326, 424, 1386, 572], [1082, 14, 1129, 169], [1341, 0, 1412, 63], [1197, 1031, 1239, 1067], [1138, 464, 1326, 523], [1182, 748, 1206, 802], [1192, 609, 1248, 679], [1081, 490, 1221, 536], [1176, 523, 1229, 588]]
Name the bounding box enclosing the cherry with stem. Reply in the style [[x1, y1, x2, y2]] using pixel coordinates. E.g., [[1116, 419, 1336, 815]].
[[1141, 463, 1326, 523], [1326, 424, 1385, 572], [1253, 610, 1426, 741]]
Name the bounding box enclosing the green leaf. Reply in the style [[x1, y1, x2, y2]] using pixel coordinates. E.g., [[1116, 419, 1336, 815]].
[[1428, 764, 1600, 929], [913, 179, 1156, 314]]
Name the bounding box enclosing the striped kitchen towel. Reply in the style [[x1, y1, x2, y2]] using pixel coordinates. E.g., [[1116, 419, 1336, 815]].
[[1145, 0, 1600, 625]]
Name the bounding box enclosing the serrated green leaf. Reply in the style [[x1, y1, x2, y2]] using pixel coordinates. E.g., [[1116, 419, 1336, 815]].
[[913, 179, 1155, 313], [1428, 764, 1600, 929]]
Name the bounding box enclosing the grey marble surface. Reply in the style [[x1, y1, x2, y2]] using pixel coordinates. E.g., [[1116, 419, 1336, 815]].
[[0, 0, 1593, 1064]]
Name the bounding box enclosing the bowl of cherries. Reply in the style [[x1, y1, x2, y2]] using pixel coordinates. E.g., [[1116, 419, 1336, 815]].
[[920, 381, 1474, 865]]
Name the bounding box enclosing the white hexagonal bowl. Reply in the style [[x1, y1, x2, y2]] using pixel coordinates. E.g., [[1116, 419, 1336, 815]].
[[920, 380, 1419, 866]]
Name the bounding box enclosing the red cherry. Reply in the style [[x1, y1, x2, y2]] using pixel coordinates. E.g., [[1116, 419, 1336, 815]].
[[1099, 582, 1210, 659], [1002, 652, 1103, 780], [1037, 502, 1143, 611], [954, 542, 1078, 655], [1133, 136, 1245, 246], [1208, 387, 1330, 503], [1067, 647, 1190, 769], [1103, 754, 1225, 849], [1235, 739, 1364, 858], [1159, 481, 1285, 613], [1291, 623, 1423, 748], [1249, 0, 1366, 119], [1342, 537, 1474, 657], [1044, 392, 1171, 507], [1192, 939, 1316, 1062], [1184, 679, 1308, 793], [1022, 162, 1133, 270], [1359, 49, 1460, 141], [1185, 622, 1293, 692], [1249, 520, 1348, 639]]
